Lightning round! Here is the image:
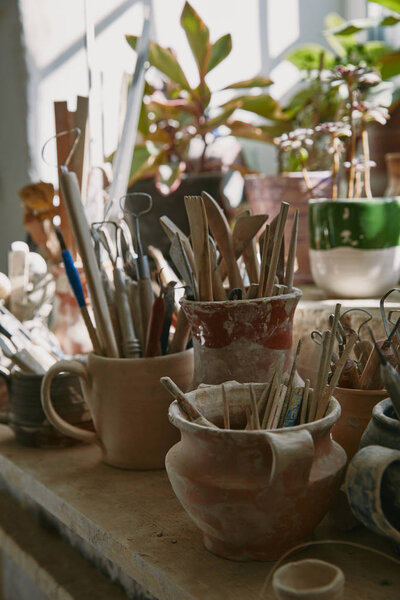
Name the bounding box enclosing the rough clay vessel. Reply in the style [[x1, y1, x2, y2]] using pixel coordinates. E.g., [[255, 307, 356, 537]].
[[346, 445, 400, 545], [272, 558, 345, 600], [181, 288, 302, 386], [41, 349, 193, 469], [331, 387, 387, 461], [166, 382, 346, 561]]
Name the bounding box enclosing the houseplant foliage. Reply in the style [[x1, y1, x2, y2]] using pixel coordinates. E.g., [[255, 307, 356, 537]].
[[126, 2, 285, 196]]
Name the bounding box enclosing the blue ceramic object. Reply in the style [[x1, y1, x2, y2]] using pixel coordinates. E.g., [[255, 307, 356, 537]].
[[360, 398, 400, 451]]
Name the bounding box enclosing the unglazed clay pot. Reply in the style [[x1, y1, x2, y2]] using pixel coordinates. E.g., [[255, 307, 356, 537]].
[[166, 382, 346, 561], [180, 288, 302, 387], [309, 197, 400, 298], [331, 387, 387, 461], [360, 398, 400, 451], [346, 445, 400, 545], [272, 559, 345, 600], [41, 349, 193, 469]]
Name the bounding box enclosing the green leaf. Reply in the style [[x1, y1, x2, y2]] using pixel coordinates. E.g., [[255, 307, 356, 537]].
[[368, 0, 400, 14], [126, 35, 191, 90], [180, 2, 211, 79], [197, 105, 240, 134], [326, 16, 400, 35], [324, 13, 357, 57], [222, 94, 286, 120], [208, 34, 232, 73], [362, 41, 393, 65], [128, 146, 166, 186], [227, 120, 281, 142], [286, 44, 335, 70], [223, 76, 273, 90], [380, 50, 400, 79]]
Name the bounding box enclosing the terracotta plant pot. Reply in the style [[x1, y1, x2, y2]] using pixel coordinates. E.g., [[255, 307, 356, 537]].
[[41, 349, 194, 469], [272, 559, 345, 600], [331, 387, 387, 461], [360, 397, 400, 451], [346, 445, 400, 545], [244, 172, 331, 284], [166, 383, 346, 561], [309, 197, 400, 298], [180, 288, 302, 387], [0, 368, 91, 448]]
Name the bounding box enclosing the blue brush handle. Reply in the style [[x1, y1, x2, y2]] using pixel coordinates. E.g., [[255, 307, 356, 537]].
[[61, 250, 86, 308]]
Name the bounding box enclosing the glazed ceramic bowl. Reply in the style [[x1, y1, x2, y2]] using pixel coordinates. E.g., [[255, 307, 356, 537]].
[[309, 197, 400, 298]]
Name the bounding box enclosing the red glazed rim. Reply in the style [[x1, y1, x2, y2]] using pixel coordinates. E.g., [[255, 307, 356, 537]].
[[180, 287, 302, 307]]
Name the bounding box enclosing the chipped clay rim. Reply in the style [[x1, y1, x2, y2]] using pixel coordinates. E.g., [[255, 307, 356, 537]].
[[180, 286, 302, 307]]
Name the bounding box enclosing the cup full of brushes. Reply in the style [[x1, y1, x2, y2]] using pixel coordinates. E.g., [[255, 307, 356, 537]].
[[162, 369, 347, 561], [166, 194, 302, 386]]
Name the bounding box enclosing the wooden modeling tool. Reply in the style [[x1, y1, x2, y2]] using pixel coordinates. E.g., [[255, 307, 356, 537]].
[[184, 196, 213, 301], [249, 385, 261, 429], [160, 377, 218, 428], [144, 295, 165, 358], [201, 191, 243, 291], [264, 202, 289, 298], [257, 224, 270, 298], [284, 209, 299, 292], [209, 237, 227, 301], [299, 379, 310, 425], [168, 310, 191, 354], [170, 233, 198, 299], [59, 168, 118, 357], [55, 228, 102, 355], [159, 216, 196, 273]]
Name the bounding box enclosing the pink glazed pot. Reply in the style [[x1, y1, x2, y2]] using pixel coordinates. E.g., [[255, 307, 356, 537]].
[[181, 288, 302, 386], [166, 382, 346, 561]]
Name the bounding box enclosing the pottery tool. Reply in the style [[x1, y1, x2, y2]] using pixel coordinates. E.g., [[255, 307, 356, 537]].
[[55, 228, 102, 355], [169, 233, 198, 299], [264, 202, 289, 298], [316, 332, 358, 420], [257, 225, 270, 298], [261, 357, 285, 428], [58, 162, 118, 358], [148, 245, 180, 290], [245, 283, 259, 299], [221, 383, 230, 429], [160, 377, 218, 428], [0, 314, 55, 370], [159, 216, 197, 273], [168, 309, 191, 354], [144, 295, 165, 358], [283, 387, 303, 427], [184, 196, 213, 301], [104, 1, 152, 219], [278, 339, 302, 428], [0, 334, 45, 374], [229, 211, 268, 284], [368, 327, 400, 419], [201, 191, 243, 291], [92, 221, 141, 358], [299, 379, 310, 425], [338, 358, 360, 388], [127, 280, 144, 348], [249, 384, 261, 429], [160, 282, 176, 355], [284, 209, 299, 292], [267, 383, 288, 429], [310, 330, 332, 422], [123, 193, 155, 338], [209, 236, 227, 301], [380, 288, 400, 363]]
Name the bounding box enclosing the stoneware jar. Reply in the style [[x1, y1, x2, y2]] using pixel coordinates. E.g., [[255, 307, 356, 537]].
[[309, 198, 400, 298], [360, 397, 400, 450], [166, 382, 346, 561], [41, 349, 193, 469], [346, 445, 400, 545], [180, 288, 302, 387], [0, 367, 90, 448], [331, 387, 387, 461], [272, 558, 345, 600]]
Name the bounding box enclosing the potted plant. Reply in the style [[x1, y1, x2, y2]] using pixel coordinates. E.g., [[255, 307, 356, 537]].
[[124, 1, 284, 254], [306, 63, 400, 298]]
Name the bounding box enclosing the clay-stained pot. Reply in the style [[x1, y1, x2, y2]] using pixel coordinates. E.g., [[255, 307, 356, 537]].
[[41, 349, 194, 470], [331, 387, 387, 461], [360, 398, 400, 451], [180, 288, 302, 387], [0, 367, 91, 448], [166, 383, 346, 561], [244, 172, 331, 284], [272, 558, 345, 600], [345, 445, 400, 545]]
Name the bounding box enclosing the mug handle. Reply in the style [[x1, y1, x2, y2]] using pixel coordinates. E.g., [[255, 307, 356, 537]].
[[0, 366, 10, 424], [41, 360, 99, 445]]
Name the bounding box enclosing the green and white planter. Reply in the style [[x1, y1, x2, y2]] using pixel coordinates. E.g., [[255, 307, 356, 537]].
[[309, 198, 400, 298]]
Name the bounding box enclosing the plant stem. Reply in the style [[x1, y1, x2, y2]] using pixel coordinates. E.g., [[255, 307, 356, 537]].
[[361, 120, 372, 199], [331, 135, 340, 201], [300, 163, 315, 198], [347, 88, 356, 199]]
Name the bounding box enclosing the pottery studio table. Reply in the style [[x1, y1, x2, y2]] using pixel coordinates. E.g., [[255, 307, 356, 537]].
[[0, 425, 398, 599]]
